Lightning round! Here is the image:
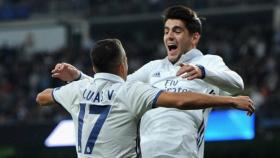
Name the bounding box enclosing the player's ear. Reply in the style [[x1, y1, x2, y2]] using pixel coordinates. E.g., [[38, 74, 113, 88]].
[[118, 62, 126, 79], [119, 62, 124, 74], [191, 32, 200, 46], [92, 66, 97, 73]]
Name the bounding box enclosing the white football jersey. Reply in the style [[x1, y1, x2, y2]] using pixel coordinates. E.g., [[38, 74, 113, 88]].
[[127, 49, 244, 158], [52, 73, 162, 158]]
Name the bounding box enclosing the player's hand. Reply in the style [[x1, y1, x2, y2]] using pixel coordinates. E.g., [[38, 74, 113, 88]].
[[176, 63, 203, 80], [51, 63, 80, 82], [231, 96, 255, 116]]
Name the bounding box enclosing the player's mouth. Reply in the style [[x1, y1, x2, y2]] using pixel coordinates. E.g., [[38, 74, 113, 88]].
[[167, 43, 178, 55]]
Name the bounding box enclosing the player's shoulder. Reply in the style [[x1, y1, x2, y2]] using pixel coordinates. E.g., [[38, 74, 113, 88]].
[[118, 81, 153, 96], [72, 78, 91, 85], [194, 54, 224, 64], [122, 80, 147, 89], [68, 79, 91, 89], [149, 58, 165, 64], [203, 54, 223, 60], [144, 59, 166, 68], [113, 81, 143, 102]]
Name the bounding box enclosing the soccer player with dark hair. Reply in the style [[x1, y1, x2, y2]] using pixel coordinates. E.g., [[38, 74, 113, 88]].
[[37, 38, 253, 158], [51, 5, 249, 158]]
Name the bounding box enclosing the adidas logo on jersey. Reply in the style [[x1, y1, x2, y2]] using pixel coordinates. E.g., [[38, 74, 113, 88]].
[[152, 72, 161, 77]]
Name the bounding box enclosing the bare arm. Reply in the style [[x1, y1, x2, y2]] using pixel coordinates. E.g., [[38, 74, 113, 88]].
[[156, 92, 255, 115], [51, 63, 92, 82], [36, 88, 55, 106]]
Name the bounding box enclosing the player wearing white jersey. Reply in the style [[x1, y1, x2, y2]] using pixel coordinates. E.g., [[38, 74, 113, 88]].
[[129, 6, 245, 158], [128, 48, 242, 158], [52, 74, 162, 158], [50, 7, 247, 157], [37, 39, 254, 158]]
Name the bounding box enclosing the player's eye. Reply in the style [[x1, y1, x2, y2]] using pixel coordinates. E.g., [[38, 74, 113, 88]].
[[174, 28, 182, 33]]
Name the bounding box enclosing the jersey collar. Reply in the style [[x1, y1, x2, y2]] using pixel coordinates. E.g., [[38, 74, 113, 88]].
[[165, 48, 203, 66], [94, 73, 125, 83]]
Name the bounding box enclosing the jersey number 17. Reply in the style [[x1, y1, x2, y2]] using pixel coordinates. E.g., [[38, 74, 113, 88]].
[[77, 103, 111, 154]]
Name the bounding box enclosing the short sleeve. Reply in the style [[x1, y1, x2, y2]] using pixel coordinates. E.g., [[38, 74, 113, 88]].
[[120, 82, 163, 119], [52, 80, 87, 113]]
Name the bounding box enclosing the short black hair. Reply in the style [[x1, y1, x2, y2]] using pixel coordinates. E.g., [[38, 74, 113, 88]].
[[163, 5, 202, 34], [90, 39, 124, 73]]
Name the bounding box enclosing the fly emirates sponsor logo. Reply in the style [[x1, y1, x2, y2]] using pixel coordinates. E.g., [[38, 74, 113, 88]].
[[163, 79, 190, 92]]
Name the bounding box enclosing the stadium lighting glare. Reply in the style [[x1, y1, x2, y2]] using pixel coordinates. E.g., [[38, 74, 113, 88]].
[[45, 120, 75, 147], [45, 110, 255, 147], [205, 110, 255, 141]]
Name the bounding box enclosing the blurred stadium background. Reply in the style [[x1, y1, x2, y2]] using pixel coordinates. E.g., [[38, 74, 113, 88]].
[[0, 0, 279, 157]]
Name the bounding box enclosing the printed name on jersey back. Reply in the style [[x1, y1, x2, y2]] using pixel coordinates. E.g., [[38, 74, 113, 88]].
[[82, 89, 115, 103]]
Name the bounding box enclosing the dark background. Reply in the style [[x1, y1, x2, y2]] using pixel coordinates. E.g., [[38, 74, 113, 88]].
[[0, 0, 280, 157]]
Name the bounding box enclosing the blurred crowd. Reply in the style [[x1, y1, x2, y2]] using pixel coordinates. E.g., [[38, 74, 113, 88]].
[[0, 0, 276, 19]]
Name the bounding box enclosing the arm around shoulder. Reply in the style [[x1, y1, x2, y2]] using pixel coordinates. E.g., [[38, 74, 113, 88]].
[[155, 91, 254, 115], [156, 91, 232, 110]]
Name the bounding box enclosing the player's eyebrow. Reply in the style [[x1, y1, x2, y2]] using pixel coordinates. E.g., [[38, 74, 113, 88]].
[[164, 25, 183, 30], [172, 26, 183, 31]]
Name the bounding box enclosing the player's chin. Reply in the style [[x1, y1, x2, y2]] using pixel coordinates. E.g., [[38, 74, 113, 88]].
[[167, 53, 180, 63]]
